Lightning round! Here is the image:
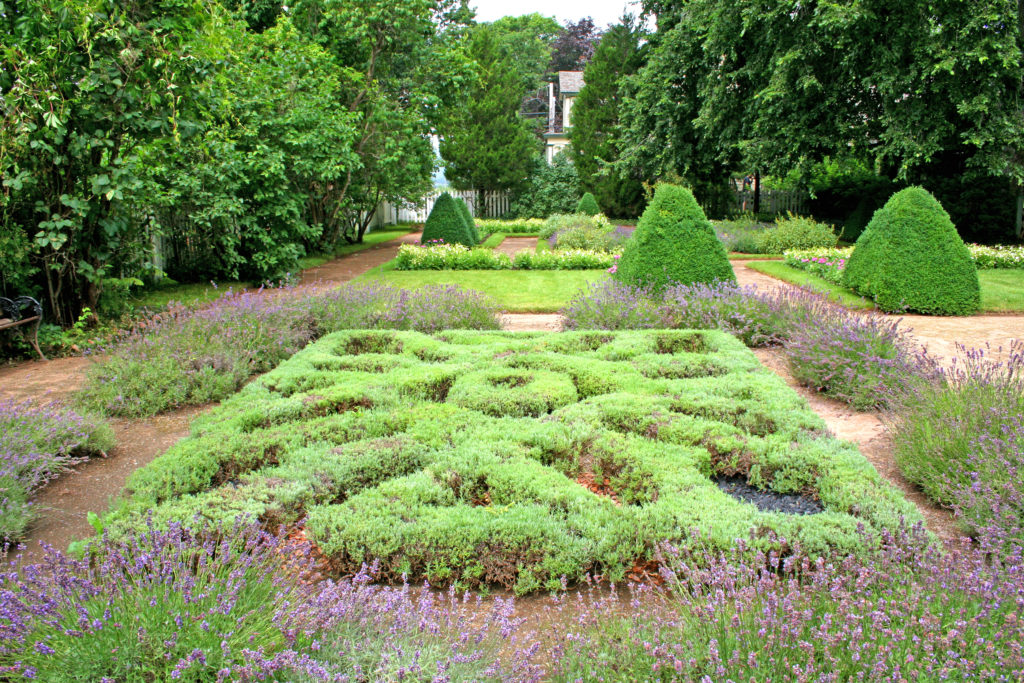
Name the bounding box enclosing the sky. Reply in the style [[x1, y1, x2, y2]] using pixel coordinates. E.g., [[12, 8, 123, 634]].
[[470, 0, 642, 28]]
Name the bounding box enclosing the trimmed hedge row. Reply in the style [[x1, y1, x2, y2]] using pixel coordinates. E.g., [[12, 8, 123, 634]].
[[393, 244, 616, 270], [476, 218, 545, 236], [101, 330, 920, 594]]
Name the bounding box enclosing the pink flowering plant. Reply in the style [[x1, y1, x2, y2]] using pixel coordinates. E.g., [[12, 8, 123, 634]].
[[784, 246, 853, 284]]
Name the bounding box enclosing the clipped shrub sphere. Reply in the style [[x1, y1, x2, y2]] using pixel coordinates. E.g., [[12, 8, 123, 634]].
[[576, 192, 601, 216], [455, 197, 480, 244], [614, 184, 735, 292], [843, 187, 979, 315], [422, 192, 476, 246]]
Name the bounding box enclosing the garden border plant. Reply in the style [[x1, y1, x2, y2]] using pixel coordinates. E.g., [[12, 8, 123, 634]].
[[99, 329, 919, 594]]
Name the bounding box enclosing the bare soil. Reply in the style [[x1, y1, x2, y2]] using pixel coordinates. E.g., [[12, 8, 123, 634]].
[[501, 313, 564, 331], [493, 236, 539, 257]]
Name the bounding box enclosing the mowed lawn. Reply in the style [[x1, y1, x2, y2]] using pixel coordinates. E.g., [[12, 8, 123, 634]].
[[357, 269, 606, 312], [748, 261, 1024, 314]]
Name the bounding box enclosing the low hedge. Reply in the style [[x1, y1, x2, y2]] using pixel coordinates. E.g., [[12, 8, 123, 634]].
[[476, 218, 545, 236], [100, 330, 920, 594], [393, 244, 615, 270]]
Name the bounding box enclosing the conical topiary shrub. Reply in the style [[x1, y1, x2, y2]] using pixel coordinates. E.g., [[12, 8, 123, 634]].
[[843, 187, 979, 315], [421, 192, 476, 246], [455, 197, 480, 244], [614, 184, 735, 292], [576, 192, 600, 216]]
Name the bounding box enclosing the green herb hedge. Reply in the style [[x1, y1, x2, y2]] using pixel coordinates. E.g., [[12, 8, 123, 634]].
[[616, 184, 735, 292], [101, 330, 919, 594], [844, 187, 980, 315]]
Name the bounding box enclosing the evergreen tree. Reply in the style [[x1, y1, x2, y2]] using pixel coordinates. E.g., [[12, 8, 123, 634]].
[[440, 27, 541, 195], [455, 197, 480, 244], [421, 193, 476, 246], [576, 192, 601, 215], [570, 16, 647, 218]]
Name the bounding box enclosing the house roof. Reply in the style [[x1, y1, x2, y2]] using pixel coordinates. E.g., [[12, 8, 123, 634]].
[[558, 71, 585, 94]]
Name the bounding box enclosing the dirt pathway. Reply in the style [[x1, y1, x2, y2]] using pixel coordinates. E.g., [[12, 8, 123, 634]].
[[753, 348, 961, 545], [501, 313, 563, 331], [493, 237, 538, 257], [299, 232, 422, 285], [732, 260, 1024, 362]]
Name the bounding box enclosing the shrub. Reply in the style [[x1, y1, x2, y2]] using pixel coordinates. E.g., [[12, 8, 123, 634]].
[[890, 343, 1024, 545], [100, 329, 920, 594], [394, 244, 614, 270], [0, 399, 114, 543], [843, 187, 980, 315], [76, 283, 500, 417], [539, 213, 608, 241], [576, 192, 601, 216], [475, 218, 545, 236], [966, 243, 1024, 269], [455, 197, 480, 244], [539, 213, 628, 252], [614, 184, 735, 292], [508, 152, 581, 218], [714, 214, 770, 253], [421, 192, 476, 246], [756, 213, 838, 254], [783, 246, 852, 284]]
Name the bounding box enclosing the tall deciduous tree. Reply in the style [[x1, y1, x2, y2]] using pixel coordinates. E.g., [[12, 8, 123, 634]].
[[571, 16, 648, 217], [0, 0, 212, 323], [549, 17, 601, 73], [440, 26, 541, 194]]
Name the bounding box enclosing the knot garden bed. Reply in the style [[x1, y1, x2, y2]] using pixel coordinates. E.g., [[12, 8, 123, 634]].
[[104, 330, 919, 594]]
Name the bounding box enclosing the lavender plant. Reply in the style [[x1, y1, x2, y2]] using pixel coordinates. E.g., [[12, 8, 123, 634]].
[[545, 528, 1024, 681], [77, 283, 500, 417], [0, 399, 114, 543], [0, 521, 538, 682], [560, 279, 669, 330], [891, 342, 1024, 544]]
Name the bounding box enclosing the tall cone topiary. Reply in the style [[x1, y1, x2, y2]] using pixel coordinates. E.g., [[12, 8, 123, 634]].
[[421, 192, 476, 246], [455, 197, 480, 244], [843, 187, 979, 315], [576, 192, 601, 216], [614, 184, 735, 292]]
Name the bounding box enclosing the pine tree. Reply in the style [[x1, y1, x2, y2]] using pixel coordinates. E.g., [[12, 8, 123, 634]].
[[570, 17, 647, 218], [439, 27, 540, 195]]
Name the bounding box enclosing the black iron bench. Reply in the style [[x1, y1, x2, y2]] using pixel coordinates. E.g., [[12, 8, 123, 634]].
[[0, 296, 46, 360]]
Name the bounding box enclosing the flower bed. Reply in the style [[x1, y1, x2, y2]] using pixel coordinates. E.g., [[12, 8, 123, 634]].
[[77, 283, 500, 417], [785, 243, 1024, 282], [0, 399, 114, 543], [394, 243, 615, 270], [101, 329, 918, 594], [475, 218, 545, 236]]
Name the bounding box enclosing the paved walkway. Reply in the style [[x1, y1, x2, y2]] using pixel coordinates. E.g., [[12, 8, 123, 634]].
[[493, 237, 539, 257]]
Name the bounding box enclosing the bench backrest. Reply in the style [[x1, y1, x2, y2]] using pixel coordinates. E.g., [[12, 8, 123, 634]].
[[0, 296, 43, 323]]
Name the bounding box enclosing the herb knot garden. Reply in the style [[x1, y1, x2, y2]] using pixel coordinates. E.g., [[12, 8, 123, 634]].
[[3, 1, 1024, 680]]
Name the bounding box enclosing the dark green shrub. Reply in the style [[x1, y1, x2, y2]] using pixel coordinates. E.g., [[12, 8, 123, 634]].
[[454, 197, 480, 244], [421, 193, 476, 246], [844, 187, 980, 315], [576, 192, 601, 216], [615, 184, 735, 292], [508, 153, 581, 218]]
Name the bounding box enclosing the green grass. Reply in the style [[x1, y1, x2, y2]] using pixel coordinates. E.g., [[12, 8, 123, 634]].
[[136, 228, 415, 310], [749, 261, 1024, 314], [100, 329, 921, 595], [356, 269, 604, 312], [746, 261, 875, 309], [978, 270, 1024, 312], [480, 233, 506, 249]]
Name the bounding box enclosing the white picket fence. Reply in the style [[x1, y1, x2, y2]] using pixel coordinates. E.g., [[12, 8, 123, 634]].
[[373, 189, 511, 226]]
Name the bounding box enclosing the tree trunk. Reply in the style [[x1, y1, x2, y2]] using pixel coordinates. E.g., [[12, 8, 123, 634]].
[[753, 171, 761, 215]]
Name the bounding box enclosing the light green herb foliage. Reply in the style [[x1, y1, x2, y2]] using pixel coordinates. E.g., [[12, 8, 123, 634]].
[[844, 187, 980, 315], [103, 330, 920, 594]]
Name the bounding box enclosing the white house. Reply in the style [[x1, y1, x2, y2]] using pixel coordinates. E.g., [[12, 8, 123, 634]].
[[544, 71, 584, 164]]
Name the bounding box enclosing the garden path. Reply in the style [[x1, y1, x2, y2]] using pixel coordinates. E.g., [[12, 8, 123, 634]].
[[298, 231, 422, 286], [493, 236, 539, 257], [732, 260, 1024, 361]]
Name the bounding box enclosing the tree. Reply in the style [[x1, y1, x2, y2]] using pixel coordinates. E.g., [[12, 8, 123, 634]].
[[628, 0, 1024, 238], [0, 0, 211, 324], [421, 192, 476, 246], [488, 13, 562, 90], [291, 0, 473, 246], [549, 17, 601, 73], [440, 26, 541, 195], [571, 16, 648, 218], [508, 152, 581, 218]]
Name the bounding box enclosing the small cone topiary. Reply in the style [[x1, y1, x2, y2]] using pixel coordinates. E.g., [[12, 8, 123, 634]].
[[576, 192, 601, 216], [455, 197, 480, 244], [614, 183, 735, 292], [421, 192, 476, 246], [843, 187, 979, 315]]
